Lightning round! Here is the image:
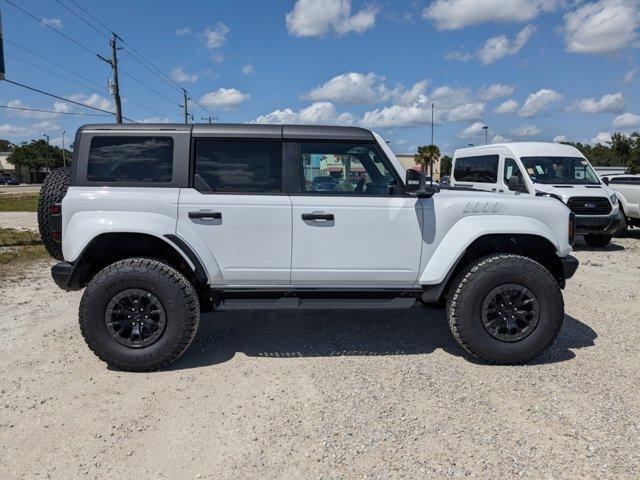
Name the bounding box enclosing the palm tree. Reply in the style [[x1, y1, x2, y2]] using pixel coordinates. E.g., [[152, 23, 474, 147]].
[[414, 144, 441, 176]]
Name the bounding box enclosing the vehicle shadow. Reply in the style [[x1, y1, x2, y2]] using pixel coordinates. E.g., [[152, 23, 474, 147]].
[[169, 308, 597, 370], [572, 237, 625, 252]]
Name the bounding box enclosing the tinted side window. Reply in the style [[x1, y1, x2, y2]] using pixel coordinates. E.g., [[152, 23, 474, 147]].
[[610, 176, 640, 185], [87, 136, 173, 182], [298, 142, 399, 196], [194, 140, 282, 193], [454, 155, 499, 183]]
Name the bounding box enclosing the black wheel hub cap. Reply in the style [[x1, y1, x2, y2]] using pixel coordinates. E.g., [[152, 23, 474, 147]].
[[105, 289, 167, 348], [481, 284, 540, 342]]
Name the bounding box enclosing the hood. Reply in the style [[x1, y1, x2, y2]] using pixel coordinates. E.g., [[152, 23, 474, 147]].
[[533, 183, 616, 203]]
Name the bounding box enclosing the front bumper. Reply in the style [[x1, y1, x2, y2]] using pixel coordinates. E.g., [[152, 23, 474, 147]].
[[574, 211, 623, 235], [51, 261, 80, 291], [560, 255, 579, 280]]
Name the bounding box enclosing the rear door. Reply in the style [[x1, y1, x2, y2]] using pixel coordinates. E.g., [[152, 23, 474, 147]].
[[177, 137, 292, 285], [452, 154, 500, 192], [289, 141, 423, 286]]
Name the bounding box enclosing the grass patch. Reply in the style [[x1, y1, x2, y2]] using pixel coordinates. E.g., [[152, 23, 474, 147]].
[[0, 244, 48, 265], [0, 193, 39, 212], [0, 228, 48, 277], [0, 228, 42, 247]]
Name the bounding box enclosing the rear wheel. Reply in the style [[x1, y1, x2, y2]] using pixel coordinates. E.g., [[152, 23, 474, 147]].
[[583, 234, 612, 248], [79, 258, 200, 371], [37, 167, 71, 260], [446, 254, 564, 364]]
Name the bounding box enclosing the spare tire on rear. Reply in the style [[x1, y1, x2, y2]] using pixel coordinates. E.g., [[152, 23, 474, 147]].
[[37, 167, 71, 260]]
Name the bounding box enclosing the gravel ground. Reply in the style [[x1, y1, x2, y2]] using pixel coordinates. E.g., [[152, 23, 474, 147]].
[[1, 232, 639, 479], [0, 212, 39, 231]]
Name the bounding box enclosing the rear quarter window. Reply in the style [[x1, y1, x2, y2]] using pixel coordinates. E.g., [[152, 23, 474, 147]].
[[454, 155, 499, 183], [87, 136, 173, 183]]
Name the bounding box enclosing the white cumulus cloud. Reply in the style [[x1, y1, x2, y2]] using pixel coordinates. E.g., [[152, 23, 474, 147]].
[[591, 131, 612, 145], [478, 84, 515, 101], [447, 102, 485, 122], [494, 99, 520, 114], [554, 134, 569, 143], [458, 122, 487, 138], [564, 0, 640, 54], [286, 0, 376, 37], [613, 112, 640, 128], [0, 124, 31, 136], [477, 25, 536, 65], [68, 93, 112, 111], [201, 23, 230, 49], [170, 67, 199, 83], [574, 92, 625, 113], [41, 17, 63, 29], [199, 88, 249, 109], [519, 89, 563, 117], [423, 0, 560, 30], [175, 27, 191, 36], [512, 124, 543, 136], [254, 102, 354, 125]]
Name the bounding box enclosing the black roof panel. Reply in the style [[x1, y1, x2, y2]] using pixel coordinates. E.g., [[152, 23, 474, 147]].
[[78, 123, 375, 141]]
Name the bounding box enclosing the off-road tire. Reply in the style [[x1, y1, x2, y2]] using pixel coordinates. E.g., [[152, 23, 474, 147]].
[[79, 258, 200, 371], [37, 166, 71, 260], [446, 254, 564, 364], [583, 234, 612, 248]]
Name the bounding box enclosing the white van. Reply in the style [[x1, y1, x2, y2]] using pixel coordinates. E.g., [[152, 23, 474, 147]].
[[451, 142, 622, 247]]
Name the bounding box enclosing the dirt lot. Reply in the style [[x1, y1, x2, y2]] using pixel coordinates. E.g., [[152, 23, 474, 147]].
[[1, 216, 639, 478]]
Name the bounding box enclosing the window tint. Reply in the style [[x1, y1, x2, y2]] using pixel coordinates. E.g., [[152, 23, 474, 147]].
[[194, 140, 282, 193], [610, 176, 640, 185], [87, 136, 173, 183], [299, 142, 398, 196], [520, 156, 599, 185], [454, 155, 499, 183]]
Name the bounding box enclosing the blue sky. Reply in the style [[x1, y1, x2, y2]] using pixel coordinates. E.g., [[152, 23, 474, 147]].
[[1, 0, 639, 155]]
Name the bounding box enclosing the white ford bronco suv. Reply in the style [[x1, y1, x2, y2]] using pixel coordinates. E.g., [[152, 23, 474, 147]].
[[451, 142, 622, 248], [40, 124, 578, 371]]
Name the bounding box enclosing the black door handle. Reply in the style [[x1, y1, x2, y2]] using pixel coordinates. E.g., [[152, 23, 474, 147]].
[[189, 211, 222, 219], [302, 213, 334, 221]]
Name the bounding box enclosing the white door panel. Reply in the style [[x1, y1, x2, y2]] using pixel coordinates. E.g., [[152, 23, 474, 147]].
[[177, 189, 292, 285], [291, 196, 423, 285]]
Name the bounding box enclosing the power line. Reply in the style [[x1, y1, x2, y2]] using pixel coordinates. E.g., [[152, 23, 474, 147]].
[[53, 0, 109, 39], [0, 104, 111, 117], [3, 78, 137, 122], [3, 38, 105, 91], [66, 0, 112, 34], [6, 52, 104, 93], [4, 39, 173, 120], [3, 0, 98, 56], [119, 67, 181, 106]]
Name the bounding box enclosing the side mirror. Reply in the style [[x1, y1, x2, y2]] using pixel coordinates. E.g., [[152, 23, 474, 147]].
[[602, 177, 609, 186], [406, 169, 439, 198], [508, 174, 526, 193]]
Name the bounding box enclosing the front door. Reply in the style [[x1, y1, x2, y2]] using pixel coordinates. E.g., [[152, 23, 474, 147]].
[[177, 138, 291, 285], [290, 141, 423, 286]]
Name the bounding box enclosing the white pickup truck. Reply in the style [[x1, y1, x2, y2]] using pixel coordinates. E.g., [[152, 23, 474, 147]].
[[602, 174, 640, 231], [450, 142, 622, 248], [39, 124, 578, 371]]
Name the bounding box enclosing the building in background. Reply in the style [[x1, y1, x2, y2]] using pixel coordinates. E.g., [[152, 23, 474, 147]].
[[396, 154, 442, 180], [0, 151, 40, 183]]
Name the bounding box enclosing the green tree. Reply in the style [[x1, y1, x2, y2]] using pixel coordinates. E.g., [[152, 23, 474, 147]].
[[414, 144, 441, 175], [0, 139, 15, 151], [7, 139, 71, 171], [440, 155, 452, 176]]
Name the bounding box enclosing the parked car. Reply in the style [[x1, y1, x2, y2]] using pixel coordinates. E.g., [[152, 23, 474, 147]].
[[0, 174, 19, 185], [450, 142, 622, 248], [41, 123, 578, 371], [602, 174, 640, 230]]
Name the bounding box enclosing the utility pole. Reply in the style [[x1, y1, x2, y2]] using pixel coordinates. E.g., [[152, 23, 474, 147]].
[[61, 130, 66, 167], [41, 133, 50, 174], [430, 103, 434, 185], [98, 33, 122, 123], [0, 10, 5, 81], [483, 125, 488, 145], [201, 115, 218, 124], [181, 88, 190, 124]]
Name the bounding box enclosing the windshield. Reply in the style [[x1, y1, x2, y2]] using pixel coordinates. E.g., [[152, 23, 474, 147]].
[[520, 156, 600, 185]]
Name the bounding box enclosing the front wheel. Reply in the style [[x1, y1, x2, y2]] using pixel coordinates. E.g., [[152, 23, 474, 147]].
[[446, 254, 564, 364], [583, 234, 612, 248], [79, 258, 200, 371]]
